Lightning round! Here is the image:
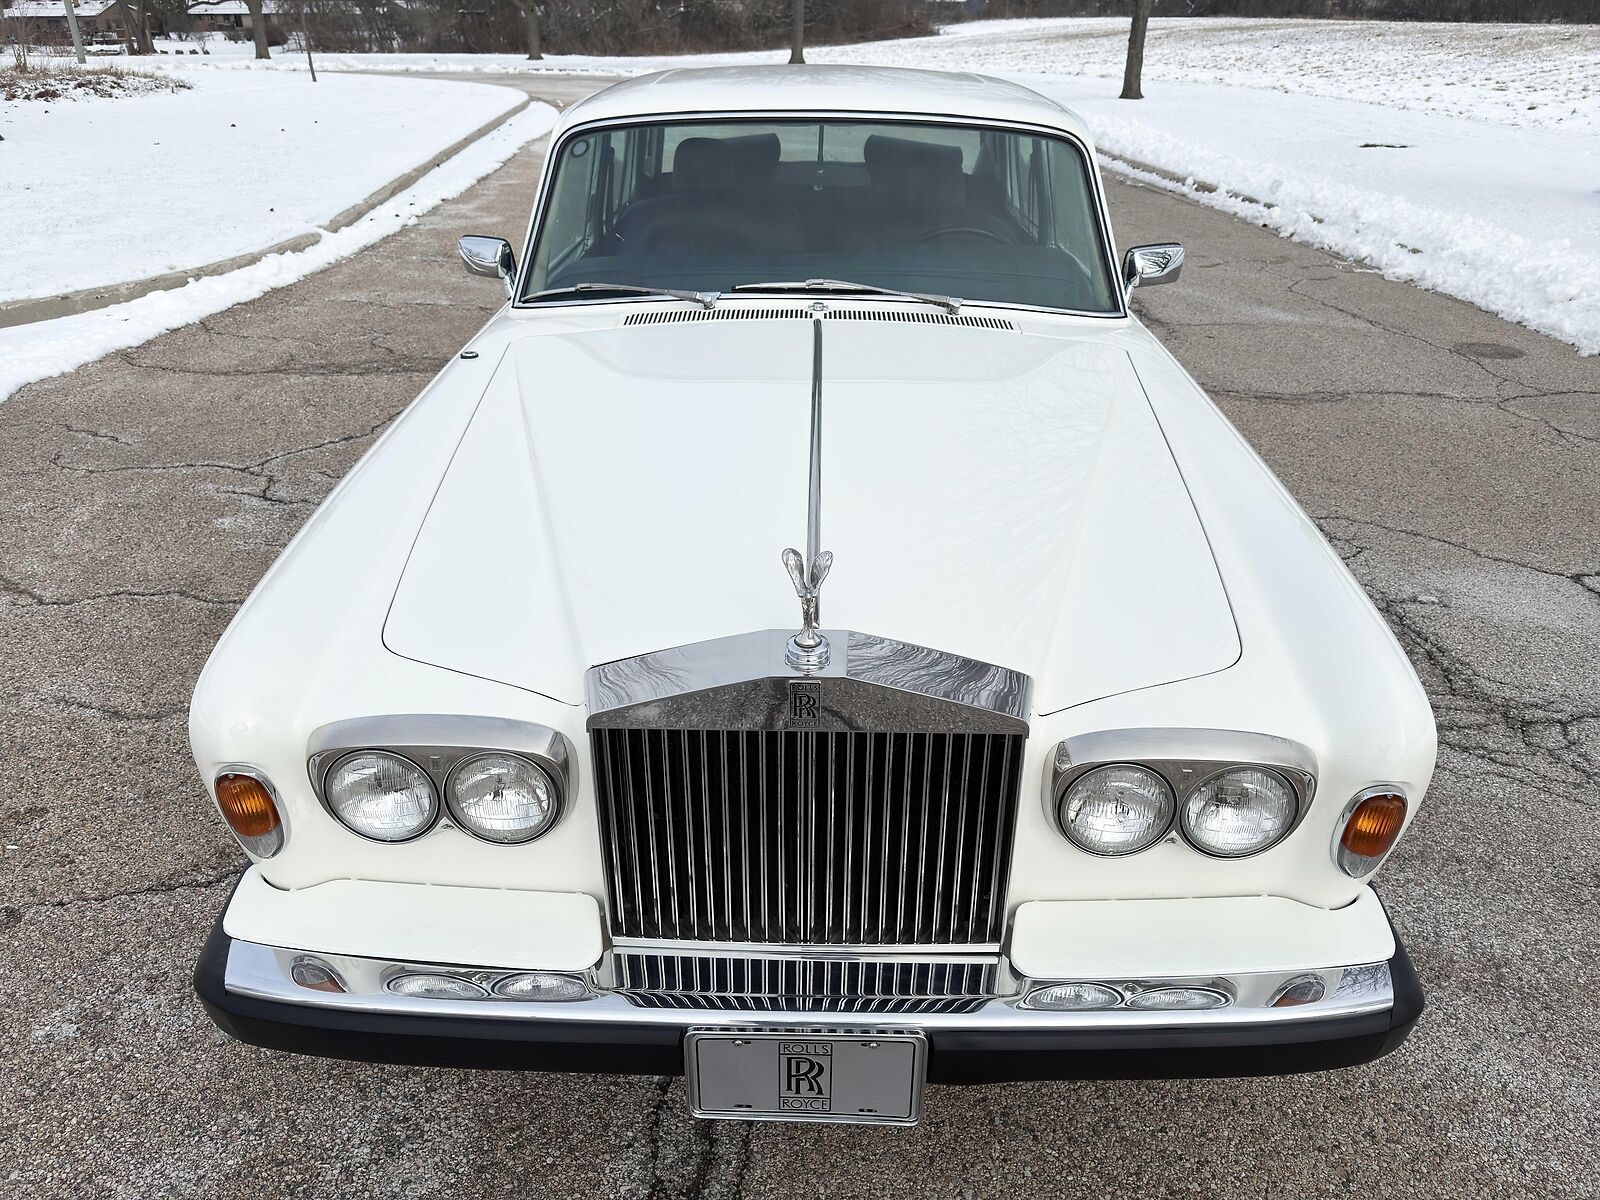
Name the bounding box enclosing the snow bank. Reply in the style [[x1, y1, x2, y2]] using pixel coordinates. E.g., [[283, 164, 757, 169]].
[[0, 71, 524, 303], [0, 103, 558, 404]]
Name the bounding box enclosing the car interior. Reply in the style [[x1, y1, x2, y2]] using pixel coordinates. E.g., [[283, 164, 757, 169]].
[[526, 122, 1120, 313]]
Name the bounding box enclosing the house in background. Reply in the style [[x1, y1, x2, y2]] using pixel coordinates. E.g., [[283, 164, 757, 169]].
[[2, 1, 126, 45]]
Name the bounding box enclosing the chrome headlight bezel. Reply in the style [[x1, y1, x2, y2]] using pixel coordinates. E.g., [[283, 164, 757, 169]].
[[1047, 729, 1316, 860], [308, 715, 572, 847]]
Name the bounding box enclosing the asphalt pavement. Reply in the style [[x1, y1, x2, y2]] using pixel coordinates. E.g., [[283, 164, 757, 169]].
[[1, 75, 1596, 1199]]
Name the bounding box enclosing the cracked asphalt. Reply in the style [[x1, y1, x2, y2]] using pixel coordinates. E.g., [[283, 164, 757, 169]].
[[2, 76, 1597, 1199]]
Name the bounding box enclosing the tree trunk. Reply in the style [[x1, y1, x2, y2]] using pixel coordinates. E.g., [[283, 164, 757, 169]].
[[1121, 0, 1151, 101], [246, 0, 270, 60], [522, 1, 541, 61], [789, 0, 804, 65], [134, 0, 153, 55], [112, 0, 138, 54]]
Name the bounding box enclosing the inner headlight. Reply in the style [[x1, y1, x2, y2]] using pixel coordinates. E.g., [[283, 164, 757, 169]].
[[1181, 767, 1297, 857], [446, 752, 561, 844], [324, 750, 438, 842], [1058, 764, 1174, 856]]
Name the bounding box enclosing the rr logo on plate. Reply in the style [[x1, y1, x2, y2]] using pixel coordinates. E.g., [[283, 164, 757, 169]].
[[779, 1041, 832, 1112], [787, 680, 822, 728]]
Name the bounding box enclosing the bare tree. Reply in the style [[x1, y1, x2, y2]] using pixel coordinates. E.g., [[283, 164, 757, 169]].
[[512, 0, 541, 60], [246, 0, 271, 60], [788, 0, 803, 64], [1120, 0, 1150, 100]]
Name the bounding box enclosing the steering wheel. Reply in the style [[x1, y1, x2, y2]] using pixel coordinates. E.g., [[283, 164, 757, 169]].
[[913, 225, 1010, 245]]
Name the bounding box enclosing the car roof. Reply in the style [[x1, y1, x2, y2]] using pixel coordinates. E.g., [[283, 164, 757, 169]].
[[557, 65, 1095, 146]]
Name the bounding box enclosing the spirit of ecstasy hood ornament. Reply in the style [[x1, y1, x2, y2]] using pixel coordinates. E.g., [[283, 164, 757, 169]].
[[782, 320, 832, 672]]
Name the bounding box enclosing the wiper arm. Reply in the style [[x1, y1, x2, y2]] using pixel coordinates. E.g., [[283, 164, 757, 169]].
[[732, 278, 961, 314], [525, 283, 719, 309]]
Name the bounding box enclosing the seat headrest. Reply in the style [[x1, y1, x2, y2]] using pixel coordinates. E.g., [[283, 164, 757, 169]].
[[864, 135, 966, 207], [672, 133, 782, 192]]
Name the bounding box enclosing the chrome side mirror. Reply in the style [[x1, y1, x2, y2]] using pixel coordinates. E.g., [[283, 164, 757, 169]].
[[1122, 243, 1184, 298], [458, 235, 516, 297]]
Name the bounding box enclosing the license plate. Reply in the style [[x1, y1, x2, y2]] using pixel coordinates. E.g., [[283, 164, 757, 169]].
[[685, 1029, 926, 1125]]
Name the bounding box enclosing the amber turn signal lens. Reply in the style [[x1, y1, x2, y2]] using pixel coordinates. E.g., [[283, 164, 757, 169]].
[[217, 773, 280, 838], [1336, 790, 1406, 876]]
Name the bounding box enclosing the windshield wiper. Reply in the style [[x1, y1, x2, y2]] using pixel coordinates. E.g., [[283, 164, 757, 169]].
[[731, 278, 961, 314], [525, 283, 719, 309]]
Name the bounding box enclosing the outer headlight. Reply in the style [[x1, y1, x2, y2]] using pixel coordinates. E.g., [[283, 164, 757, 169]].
[[1058, 764, 1174, 856], [324, 750, 438, 842], [446, 752, 560, 844], [1181, 767, 1297, 857]]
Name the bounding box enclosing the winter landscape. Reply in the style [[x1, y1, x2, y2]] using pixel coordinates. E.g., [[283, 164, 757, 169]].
[[3, 3, 1598, 1198]]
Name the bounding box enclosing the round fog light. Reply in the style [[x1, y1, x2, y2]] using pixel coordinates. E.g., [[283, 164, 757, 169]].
[[493, 972, 591, 1002], [386, 973, 487, 1000], [1126, 985, 1230, 1011], [1025, 982, 1122, 1011]]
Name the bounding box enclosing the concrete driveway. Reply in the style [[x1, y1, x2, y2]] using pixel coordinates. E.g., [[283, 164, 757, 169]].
[[1, 75, 1595, 1199]]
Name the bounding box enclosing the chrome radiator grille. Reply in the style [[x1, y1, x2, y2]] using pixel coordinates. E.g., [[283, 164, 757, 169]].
[[612, 952, 999, 1014], [590, 728, 1025, 945]]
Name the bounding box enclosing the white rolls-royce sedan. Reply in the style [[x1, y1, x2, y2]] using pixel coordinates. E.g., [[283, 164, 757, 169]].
[[192, 66, 1433, 1125]]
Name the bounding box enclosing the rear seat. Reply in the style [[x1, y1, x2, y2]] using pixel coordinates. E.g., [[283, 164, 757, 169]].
[[612, 134, 803, 253]]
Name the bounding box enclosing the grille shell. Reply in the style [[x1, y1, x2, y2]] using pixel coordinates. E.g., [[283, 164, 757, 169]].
[[591, 727, 1025, 945]]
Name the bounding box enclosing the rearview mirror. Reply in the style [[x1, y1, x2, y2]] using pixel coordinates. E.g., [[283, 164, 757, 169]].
[[1122, 243, 1185, 297], [458, 235, 516, 297]]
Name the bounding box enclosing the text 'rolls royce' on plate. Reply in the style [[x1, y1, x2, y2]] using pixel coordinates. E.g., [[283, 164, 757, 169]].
[[190, 66, 1433, 1126]]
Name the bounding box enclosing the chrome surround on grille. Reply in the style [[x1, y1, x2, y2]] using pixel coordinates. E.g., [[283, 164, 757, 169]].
[[587, 629, 1030, 734], [586, 630, 1031, 948]]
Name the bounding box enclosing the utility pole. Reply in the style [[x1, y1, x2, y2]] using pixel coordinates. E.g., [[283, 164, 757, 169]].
[[302, 6, 316, 81], [63, 0, 87, 64], [789, 0, 804, 65]]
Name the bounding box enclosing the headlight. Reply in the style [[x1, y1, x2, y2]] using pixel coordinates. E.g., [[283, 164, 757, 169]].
[[446, 752, 561, 844], [324, 750, 438, 842], [1058, 764, 1174, 855], [1180, 767, 1297, 857]]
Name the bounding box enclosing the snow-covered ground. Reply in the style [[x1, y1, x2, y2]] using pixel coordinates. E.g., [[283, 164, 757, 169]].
[[0, 69, 524, 303], [0, 102, 557, 402]]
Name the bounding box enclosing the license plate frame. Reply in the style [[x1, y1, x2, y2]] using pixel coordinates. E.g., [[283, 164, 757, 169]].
[[685, 1028, 927, 1126]]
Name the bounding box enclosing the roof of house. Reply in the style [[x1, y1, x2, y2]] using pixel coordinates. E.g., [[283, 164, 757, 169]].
[[4, 2, 121, 18], [560, 65, 1093, 146]]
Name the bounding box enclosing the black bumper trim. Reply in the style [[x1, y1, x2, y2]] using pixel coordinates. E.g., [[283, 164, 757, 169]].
[[193, 907, 1423, 1083]]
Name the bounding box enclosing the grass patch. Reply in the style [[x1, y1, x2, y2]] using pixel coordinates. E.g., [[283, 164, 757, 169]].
[[0, 63, 192, 103]]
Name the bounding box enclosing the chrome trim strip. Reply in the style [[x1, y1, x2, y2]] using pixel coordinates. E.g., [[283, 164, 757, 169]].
[[586, 629, 1030, 732], [610, 938, 1003, 962], [224, 938, 1396, 1029]]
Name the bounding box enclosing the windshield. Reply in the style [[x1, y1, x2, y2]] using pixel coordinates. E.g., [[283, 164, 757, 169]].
[[522, 119, 1120, 314]]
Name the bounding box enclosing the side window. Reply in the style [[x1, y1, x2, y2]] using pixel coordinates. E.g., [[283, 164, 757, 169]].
[[541, 136, 601, 267]]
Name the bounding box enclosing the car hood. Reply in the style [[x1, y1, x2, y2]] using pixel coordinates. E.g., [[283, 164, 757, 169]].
[[383, 316, 1239, 715]]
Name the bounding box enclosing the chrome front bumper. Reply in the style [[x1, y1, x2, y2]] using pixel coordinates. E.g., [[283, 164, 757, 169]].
[[196, 897, 1423, 1083]]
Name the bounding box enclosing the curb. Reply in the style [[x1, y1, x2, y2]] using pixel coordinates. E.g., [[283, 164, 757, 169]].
[[0, 92, 532, 330]]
